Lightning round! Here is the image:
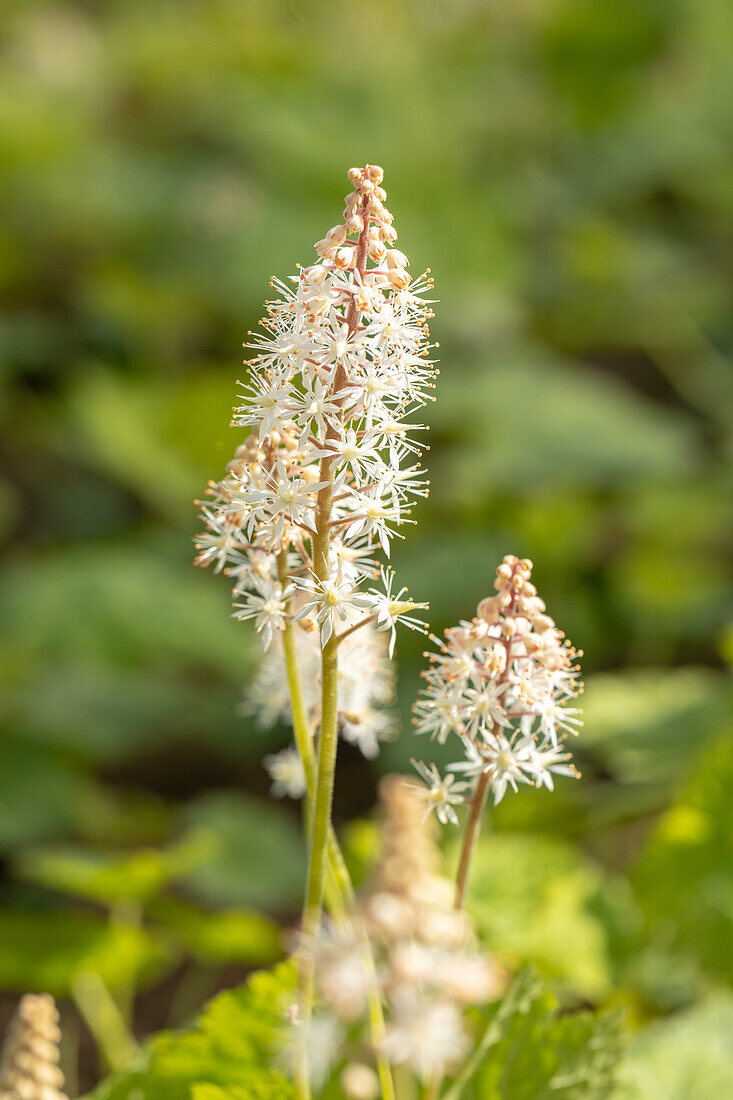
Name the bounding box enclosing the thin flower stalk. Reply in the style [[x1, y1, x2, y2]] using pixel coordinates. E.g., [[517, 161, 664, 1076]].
[[412, 555, 583, 909], [279, 596, 393, 1100]]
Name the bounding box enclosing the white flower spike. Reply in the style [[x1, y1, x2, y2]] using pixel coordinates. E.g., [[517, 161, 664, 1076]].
[[413, 555, 583, 815]]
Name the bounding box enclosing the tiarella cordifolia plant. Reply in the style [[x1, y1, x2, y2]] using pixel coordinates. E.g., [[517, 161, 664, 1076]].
[[195, 163, 435, 1099], [311, 778, 503, 1095], [412, 555, 583, 907]]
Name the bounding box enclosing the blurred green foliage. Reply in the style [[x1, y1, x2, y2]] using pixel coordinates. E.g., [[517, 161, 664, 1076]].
[[0, 0, 731, 1091]]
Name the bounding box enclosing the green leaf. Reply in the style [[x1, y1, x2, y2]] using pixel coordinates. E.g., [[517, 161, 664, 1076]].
[[0, 544, 249, 678], [0, 909, 166, 997], [17, 834, 211, 905], [614, 994, 733, 1099], [0, 737, 92, 846], [580, 669, 731, 785], [631, 735, 733, 984], [150, 896, 281, 966], [462, 833, 637, 999], [67, 370, 203, 521], [0, 544, 262, 765], [89, 963, 295, 1100], [183, 792, 305, 911], [450, 969, 624, 1100], [192, 1087, 279, 1100], [432, 356, 699, 500]]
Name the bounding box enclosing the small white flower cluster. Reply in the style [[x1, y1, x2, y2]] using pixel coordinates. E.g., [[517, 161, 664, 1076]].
[[312, 778, 503, 1084], [413, 555, 583, 820], [256, 620, 397, 784], [195, 162, 432, 656]]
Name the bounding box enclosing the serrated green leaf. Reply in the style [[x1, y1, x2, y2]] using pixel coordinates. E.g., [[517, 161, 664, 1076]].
[[449, 969, 624, 1100], [89, 963, 295, 1100]]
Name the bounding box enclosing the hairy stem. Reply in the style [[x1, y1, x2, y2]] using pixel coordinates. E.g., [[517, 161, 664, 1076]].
[[278, 554, 352, 914], [279, 557, 393, 1100], [294, 637, 338, 1099], [454, 770, 491, 910]]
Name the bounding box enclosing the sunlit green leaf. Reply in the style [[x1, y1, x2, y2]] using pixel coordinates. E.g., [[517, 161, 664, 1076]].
[[462, 833, 638, 999], [150, 896, 281, 966], [0, 910, 167, 997], [89, 964, 295, 1100], [614, 994, 733, 1099], [17, 834, 211, 905], [453, 968, 624, 1099], [632, 736, 733, 984]]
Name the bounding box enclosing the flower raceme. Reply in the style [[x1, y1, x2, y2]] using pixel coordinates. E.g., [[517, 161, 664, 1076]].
[[196, 165, 436, 1098], [194, 164, 432, 666], [413, 555, 583, 821], [311, 778, 503, 1086]]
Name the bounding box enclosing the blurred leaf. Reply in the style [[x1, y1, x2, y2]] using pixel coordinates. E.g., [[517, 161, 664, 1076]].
[[0, 910, 166, 997], [0, 737, 92, 847], [340, 818, 380, 890], [183, 792, 305, 911], [89, 963, 294, 1100], [17, 834, 211, 905], [151, 897, 281, 966], [462, 833, 638, 999], [0, 544, 248, 675], [67, 370, 232, 522], [631, 735, 733, 984], [580, 669, 732, 784], [192, 1087, 272, 1100], [0, 545, 260, 764], [432, 357, 700, 501], [614, 994, 733, 1099]]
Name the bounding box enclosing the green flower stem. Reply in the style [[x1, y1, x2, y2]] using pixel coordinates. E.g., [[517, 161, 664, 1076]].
[[280, 565, 393, 1100], [423, 1075, 441, 1100], [393, 1066, 418, 1100], [453, 769, 491, 910], [71, 971, 138, 1073], [278, 555, 351, 916], [108, 898, 142, 1026], [292, 634, 338, 1100]]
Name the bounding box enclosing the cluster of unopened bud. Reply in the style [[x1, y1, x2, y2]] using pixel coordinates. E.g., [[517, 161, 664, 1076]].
[[314, 164, 411, 290], [451, 555, 580, 675], [0, 994, 67, 1100]]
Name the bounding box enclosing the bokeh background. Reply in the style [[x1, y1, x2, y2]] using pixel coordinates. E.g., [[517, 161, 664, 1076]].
[[1, 0, 732, 1092]]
